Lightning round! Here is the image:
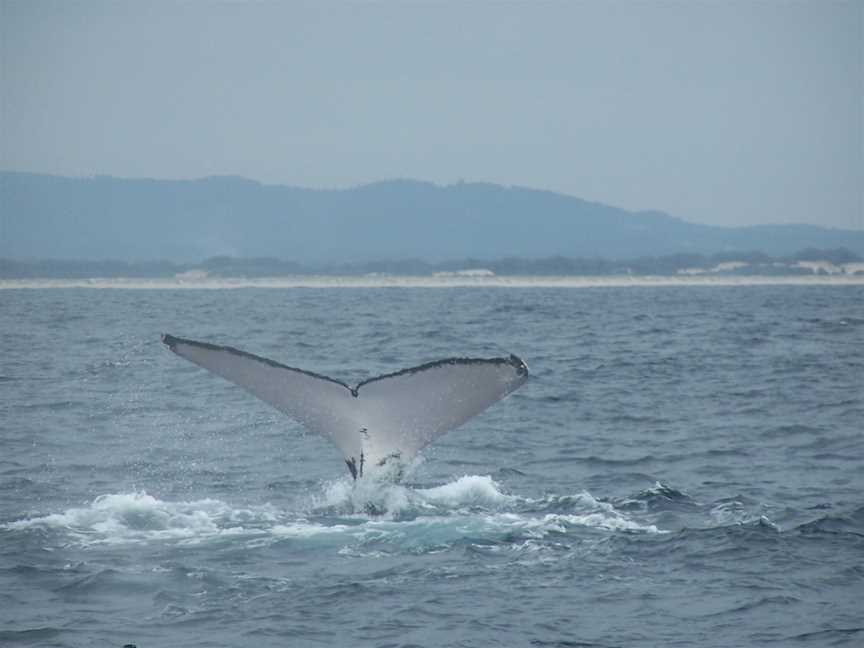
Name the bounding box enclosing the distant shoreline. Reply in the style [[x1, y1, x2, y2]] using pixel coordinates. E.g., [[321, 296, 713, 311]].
[[3, 275, 864, 289], [5, 172, 864, 264]]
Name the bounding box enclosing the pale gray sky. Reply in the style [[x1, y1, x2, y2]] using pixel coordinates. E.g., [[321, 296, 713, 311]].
[[2, 0, 861, 229]]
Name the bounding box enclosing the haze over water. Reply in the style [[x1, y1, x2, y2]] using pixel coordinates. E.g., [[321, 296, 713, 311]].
[[2, 284, 862, 647]]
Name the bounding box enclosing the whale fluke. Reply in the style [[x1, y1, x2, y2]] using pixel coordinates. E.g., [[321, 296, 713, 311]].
[[161, 334, 528, 478]]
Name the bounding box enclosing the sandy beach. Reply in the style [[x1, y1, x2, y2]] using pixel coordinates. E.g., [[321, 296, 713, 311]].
[[2, 274, 864, 290]]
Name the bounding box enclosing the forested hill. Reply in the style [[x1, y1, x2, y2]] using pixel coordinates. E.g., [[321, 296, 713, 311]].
[[2, 171, 862, 262]]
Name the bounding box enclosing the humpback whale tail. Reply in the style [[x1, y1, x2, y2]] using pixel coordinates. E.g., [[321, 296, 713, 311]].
[[161, 334, 528, 479]]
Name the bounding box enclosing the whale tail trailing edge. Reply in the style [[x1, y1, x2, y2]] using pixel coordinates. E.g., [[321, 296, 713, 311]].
[[161, 334, 528, 478]]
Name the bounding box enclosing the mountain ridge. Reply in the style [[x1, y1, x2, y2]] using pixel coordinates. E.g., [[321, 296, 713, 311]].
[[2, 171, 861, 262]]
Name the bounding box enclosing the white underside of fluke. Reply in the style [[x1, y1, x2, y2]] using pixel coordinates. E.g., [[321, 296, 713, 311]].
[[161, 334, 528, 478]]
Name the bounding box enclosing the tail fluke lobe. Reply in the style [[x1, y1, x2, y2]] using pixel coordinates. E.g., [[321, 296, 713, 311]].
[[161, 334, 528, 478]]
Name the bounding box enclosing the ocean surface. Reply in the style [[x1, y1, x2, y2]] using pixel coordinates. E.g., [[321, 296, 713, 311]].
[[1, 284, 862, 647]]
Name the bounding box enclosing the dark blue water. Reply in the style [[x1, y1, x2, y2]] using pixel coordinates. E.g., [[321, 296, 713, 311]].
[[2, 286, 863, 647]]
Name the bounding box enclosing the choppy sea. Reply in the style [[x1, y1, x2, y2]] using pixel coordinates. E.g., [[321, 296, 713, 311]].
[[1, 284, 862, 647]]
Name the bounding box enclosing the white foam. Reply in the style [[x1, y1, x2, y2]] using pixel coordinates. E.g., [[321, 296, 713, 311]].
[[416, 475, 516, 508], [270, 521, 352, 538], [6, 479, 659, 549], [307, 477, 420, 518], [305, 474, 514, 519], [7, 491, 280, 545], [519, 490, 661, 534], [304, 478, 659, 537]]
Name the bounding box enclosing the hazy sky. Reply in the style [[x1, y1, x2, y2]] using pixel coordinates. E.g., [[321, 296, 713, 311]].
[[2, 1, 861, 229]]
